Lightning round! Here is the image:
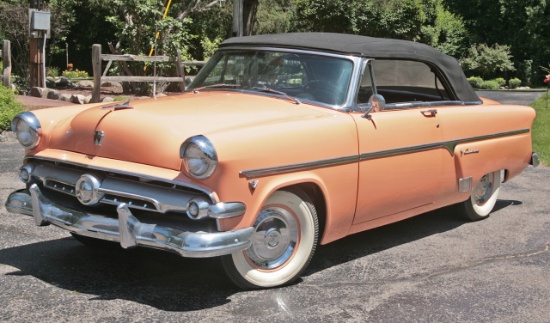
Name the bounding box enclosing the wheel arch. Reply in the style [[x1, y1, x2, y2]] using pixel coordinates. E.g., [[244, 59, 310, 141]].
[[219, 168, 356, 244], [276, 182, 327, 245], [249, 171, 355, 245]]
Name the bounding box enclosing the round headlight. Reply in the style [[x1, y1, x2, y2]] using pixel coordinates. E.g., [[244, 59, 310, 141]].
[[180, 135, 218, 179], [11, 112, 41, 149]]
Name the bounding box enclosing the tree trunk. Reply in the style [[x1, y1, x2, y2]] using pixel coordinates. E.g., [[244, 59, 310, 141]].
[[243, 0, 259, 36]]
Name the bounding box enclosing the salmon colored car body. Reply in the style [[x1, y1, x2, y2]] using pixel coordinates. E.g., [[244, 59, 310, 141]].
[[5, 33, 539, 289]]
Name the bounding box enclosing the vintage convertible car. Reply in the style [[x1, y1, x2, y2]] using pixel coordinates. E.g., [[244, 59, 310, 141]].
[[5, 33, 539, 289]]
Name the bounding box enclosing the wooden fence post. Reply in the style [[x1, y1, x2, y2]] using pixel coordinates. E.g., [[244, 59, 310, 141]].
[[91, 44, 102, 103], [2, 40, 11, 88], [175, 51, 185, 91], [91, 44, 202, 99]]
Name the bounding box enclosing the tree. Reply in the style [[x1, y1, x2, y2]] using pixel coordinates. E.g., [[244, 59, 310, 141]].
[[254, 0, 294, 34], [46, 0, 228, 93], [243, 0, 259, 36], [0, 2, 29, 82], [443, 0, 550, 85], [292, 0, 467, 53], [0, 0, 72, 85], [421, 2, 468, 57], [461, 43, 515, 78]]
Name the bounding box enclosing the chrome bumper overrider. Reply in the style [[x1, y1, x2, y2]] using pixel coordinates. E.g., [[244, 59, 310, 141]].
[[5, 184, 254, 258], [531, 152, 540, 168]]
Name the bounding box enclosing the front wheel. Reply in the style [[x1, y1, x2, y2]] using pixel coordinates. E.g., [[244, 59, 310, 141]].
[[221, 189, 319, 289], [456, 171, 502, 221]]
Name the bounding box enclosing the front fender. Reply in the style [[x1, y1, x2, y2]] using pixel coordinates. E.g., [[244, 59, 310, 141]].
[[217, 162, 359, 245]]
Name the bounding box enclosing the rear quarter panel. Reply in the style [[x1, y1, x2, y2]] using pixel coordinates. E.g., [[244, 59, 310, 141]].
[[437, 103, 536, 206]]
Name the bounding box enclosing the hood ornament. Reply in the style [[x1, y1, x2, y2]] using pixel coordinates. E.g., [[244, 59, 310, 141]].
[[94, 130, 105, 146], [101, 100, 133, 110]]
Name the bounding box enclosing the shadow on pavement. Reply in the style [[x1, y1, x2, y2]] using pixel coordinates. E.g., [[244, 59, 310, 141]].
[[0, 198, 521, 311]]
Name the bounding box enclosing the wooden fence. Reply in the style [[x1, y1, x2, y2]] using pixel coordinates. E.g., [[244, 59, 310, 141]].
[[1, 40, 11, 88], [91, 44, 205, 103]]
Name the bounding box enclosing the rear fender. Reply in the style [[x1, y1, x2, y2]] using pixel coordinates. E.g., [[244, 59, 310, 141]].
[[453, 133, 532, 187]]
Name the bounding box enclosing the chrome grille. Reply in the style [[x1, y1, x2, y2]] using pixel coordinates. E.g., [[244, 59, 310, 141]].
[[27, 159, 212, 215], [44, 179, 76, 195], [101, 194, 158, 211]]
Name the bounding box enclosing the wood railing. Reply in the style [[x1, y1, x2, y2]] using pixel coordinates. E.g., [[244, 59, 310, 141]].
[[91, 44, 205, 103], [1, 40, 11, 87]]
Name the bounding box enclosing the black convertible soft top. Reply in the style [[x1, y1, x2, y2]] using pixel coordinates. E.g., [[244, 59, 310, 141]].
[[221, 33, 480, 104]]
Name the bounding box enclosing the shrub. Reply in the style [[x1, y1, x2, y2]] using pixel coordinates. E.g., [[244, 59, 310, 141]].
[[47, 67, 59, 78], [480, 80, 500, 90], [113, 95, 128, 101], [508, 78, 522, 89], [0, 85, 24, 131], [62, 69, 89, 79], [461, 43, 515, 76], [493, 77, 506, 87], [468, 76, 484, 89]]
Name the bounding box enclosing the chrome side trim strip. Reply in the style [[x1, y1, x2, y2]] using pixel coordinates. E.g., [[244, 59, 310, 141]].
[[360, 142, 445, 161], [241, 128, 530, 179], [443, 128, 530, 156], [361, 128, 530, 161], [240, 155, 358, 179], [386, 100, 465, 110]]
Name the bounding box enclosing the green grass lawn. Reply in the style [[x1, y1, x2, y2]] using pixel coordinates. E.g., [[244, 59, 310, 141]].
[[530, 90, 550, 166]]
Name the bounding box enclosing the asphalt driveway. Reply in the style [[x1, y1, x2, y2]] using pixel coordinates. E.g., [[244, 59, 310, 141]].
[[476, 90, 545, 105]]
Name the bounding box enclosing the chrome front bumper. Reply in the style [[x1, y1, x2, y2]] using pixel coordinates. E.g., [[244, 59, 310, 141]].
[[5, 184, 253, 258]]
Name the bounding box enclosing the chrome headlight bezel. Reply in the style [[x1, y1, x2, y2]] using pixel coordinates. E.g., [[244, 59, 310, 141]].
[[180, 135, 218, 180], [11, 112, 42, 149]]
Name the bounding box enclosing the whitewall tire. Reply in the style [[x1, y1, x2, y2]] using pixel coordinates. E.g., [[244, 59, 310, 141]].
[[221, 189, 319, 289], [457, 171, 502, 221]]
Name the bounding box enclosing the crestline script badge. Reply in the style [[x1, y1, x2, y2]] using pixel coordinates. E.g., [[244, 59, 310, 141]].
[[461, 148, 480, 156]]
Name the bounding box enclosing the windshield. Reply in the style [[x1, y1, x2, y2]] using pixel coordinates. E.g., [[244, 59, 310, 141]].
[[188, 50, 354, 107]]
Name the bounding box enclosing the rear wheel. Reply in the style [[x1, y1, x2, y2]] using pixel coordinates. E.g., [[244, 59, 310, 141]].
[[456, 171, 502, 221], [221, 189, 319, 289]]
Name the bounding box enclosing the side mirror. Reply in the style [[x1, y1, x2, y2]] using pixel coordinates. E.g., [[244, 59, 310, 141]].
[[362, 94, 386, 118]]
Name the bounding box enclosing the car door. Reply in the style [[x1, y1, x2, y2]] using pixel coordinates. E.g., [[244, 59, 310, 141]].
[[351, 59, 448, 225]]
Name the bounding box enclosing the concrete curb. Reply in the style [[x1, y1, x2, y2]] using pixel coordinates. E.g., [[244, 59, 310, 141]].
[[0, 131, 16, 143]]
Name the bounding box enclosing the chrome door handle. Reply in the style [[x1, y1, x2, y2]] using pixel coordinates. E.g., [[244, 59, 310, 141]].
[[421, 109, 437, 117]]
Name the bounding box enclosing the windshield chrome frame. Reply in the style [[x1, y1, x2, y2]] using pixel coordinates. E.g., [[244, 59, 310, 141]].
[[187, 46, 364, 112]]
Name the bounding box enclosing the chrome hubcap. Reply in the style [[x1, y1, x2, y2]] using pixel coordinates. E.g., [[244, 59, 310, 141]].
[[472, 173, 494, 206], [246, 207, 299, 269]]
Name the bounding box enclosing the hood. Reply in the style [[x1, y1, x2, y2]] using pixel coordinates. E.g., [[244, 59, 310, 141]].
[[48, 92, 328, 170]]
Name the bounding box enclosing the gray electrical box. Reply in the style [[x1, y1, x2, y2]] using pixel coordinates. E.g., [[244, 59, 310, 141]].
[[31, 10, 50, 31], [29, 10, 51, 38]]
